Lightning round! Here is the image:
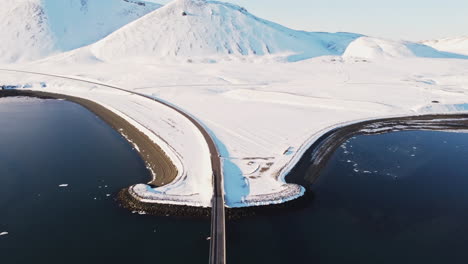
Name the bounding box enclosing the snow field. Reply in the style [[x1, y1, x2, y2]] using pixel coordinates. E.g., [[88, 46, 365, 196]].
[[3, 52, 468, 207], [1, 0, 468, 207]]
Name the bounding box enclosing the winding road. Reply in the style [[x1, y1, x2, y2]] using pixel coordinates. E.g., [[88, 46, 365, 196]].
[[0, 69, 227, 264]]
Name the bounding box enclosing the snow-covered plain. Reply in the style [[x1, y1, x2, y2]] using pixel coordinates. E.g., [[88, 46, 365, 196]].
[[1, 0, 468, 208]]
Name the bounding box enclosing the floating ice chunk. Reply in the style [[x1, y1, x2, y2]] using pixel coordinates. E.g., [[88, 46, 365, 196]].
[[59, 184, 69, 187], [0, 232, 8, 236]]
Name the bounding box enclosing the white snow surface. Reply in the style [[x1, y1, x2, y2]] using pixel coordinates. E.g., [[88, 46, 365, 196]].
[[4, 54, 468, 207], [69, 0, 361, 62], [343, 37, 468, 60], [0, 0, 160, 63], [1, 0, 468, 208], [423, 36, 468, 56]]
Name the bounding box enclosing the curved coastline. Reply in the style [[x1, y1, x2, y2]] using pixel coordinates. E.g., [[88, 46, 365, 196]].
[[3, 90, 468, 217], [0, 90, 188, 213], [285, 114, 468, 188], [0, 90, 178, 186], [236, 113, 468, 218], [219, 113, 468, 217]]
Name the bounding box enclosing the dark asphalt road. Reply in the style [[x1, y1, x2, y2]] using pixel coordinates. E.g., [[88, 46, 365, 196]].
[[210, 170, 226, 264], [0, 69, 227, 264]]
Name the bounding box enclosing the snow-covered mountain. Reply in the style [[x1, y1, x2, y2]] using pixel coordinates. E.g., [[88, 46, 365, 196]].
[[5, 0, 463, 64], [343, 37, 468, 60], [0, 0, 160, 63], [423, 36, 468, 56], [84, 0, 361, 62]]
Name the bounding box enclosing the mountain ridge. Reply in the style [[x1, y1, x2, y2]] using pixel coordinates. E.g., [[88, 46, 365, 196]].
[[84, 0, 361, 62], [0, 0, 161, 63]]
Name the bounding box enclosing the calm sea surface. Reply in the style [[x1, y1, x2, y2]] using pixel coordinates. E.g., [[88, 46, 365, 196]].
[[228, 130, 468, 264], [3, 98, 468, 264], [0, 98, 209, 264]]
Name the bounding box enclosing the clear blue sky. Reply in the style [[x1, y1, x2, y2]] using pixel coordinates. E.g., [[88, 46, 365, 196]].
[[149, 0, 468, 41]]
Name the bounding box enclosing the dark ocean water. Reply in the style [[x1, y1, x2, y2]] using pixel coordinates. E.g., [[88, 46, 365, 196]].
[[3, 97, 468, 264], [0, 98, 209, 264], [228, 130, 468, 264]]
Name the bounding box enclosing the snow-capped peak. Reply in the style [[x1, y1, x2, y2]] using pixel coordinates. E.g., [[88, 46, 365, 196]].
[[0, 0, 161, 64], [86, 0, 360, 62]]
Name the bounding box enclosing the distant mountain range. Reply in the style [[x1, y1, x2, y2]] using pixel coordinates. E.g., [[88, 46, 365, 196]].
[[83, 0, 361, 62], [343, 37, 467, 60], [1, 0, 467, 64], [423, 36, 468, 56]]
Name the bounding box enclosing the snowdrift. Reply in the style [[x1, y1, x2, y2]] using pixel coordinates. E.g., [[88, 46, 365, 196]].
[[343, 37, 468, 60], [87, 0, 361, 62], [0, 0, 160, 63], [423, 36, 468, 56]]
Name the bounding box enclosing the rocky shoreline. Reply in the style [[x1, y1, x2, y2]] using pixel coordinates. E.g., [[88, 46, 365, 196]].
[[285, 113, 468, 188], [117, 187, 315, 220], [4, 89, 468, 219], [0, 89, 178, 187]]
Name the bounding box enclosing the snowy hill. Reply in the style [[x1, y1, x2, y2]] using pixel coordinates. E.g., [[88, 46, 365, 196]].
[[85, 0, 361, 62], [423, 36, 468, 56], [0, 0, 160, 63], [343, 37, 468, 60]]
